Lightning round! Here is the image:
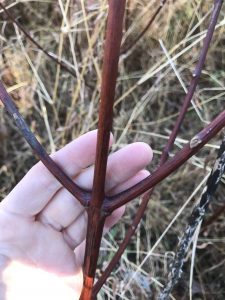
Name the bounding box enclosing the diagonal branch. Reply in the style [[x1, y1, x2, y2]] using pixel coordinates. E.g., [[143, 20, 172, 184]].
[[104, 109, 225, 213], [159, 0, 224, 163], [121, 0, 168, 54], [93, 190, 152, 295], [0, 2, 77, 77], [0, 81, 89, 206]]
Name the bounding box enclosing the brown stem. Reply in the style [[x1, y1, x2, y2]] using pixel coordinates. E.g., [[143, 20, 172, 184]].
[[0, 81, 89, 206], [104, 109, 225, 213], [79, 1, 126, 299], [157, 0, 224, 163], [121, 0, 167, 54], [0, 3, 77, 77], [93, 1, 223, 292]]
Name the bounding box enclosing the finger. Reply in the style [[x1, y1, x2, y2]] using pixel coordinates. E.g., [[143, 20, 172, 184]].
[[37, 189, 84, 231], [107, 169, 150, 196], [62, 212, 88, 249], [62, 170, 150, 250], [1, 130, 113, 216], [38, 144, 152, 230], [104, 170, 150, 229], [75, 142, 153, 191]]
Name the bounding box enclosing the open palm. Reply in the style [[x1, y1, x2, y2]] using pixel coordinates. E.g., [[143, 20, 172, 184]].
[[0, 130, 152, 299]]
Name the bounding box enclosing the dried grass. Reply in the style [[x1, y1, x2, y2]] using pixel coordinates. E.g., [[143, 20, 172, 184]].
[[0, 0, 225, 299]]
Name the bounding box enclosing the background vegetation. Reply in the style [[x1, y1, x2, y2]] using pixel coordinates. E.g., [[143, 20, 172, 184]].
[[0, 0, 225, 299]]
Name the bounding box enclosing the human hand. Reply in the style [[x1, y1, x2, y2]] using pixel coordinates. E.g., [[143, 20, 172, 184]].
[[0, 130, 153, 299]]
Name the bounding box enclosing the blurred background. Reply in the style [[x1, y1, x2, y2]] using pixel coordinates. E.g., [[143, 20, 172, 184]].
[[0, 1, 225, 299]]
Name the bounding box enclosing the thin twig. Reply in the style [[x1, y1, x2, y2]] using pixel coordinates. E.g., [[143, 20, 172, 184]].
[[105, 109, 225, 212], [160, 0, 224, 161], [107, 0, 224, 210], [0, 81, 89, 206], [0, 2, 77, 77], [158, 135, 225, 300], [121, 0, 168, 54]]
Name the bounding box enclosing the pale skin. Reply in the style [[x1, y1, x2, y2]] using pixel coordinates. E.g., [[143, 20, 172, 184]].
[[0, 130, 153, 299]]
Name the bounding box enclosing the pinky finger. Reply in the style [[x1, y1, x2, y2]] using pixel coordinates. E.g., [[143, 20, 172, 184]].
[[107, 169, 150, 197]]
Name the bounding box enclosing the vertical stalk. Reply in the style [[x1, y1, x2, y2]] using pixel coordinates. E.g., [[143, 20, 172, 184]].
[[79, 1, 126, 299]]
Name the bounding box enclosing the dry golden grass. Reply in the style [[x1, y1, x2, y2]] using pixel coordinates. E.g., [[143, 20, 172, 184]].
[[1, 0, 225, 299]]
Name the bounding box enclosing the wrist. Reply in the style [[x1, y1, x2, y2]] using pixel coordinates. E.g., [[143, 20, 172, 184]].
[[0, 259, 79, 300]]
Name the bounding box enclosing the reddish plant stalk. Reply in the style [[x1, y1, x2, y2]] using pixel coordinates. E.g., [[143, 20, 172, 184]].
[[121, 0, 167, 54], [93, 0, 223, 290], [79, 1, 126, 299], [105, 109, 225, 212], [0, 81, 89, 206], [0, 3, 77, 78], [161, 0, 224, 160]]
